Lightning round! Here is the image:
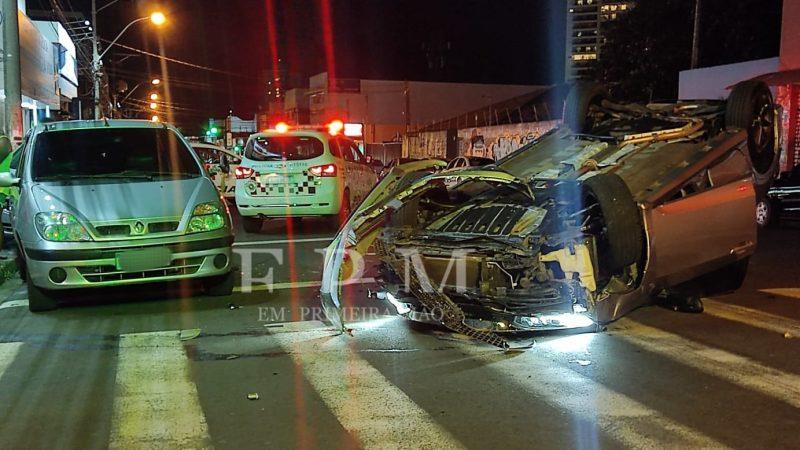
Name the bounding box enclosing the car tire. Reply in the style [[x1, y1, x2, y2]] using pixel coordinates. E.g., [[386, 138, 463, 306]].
[[563, 82, 610, 134], [241, 216, 262, 233], [203, 271, 235, 296], [16, 241, 27, 283], [27, 278, 58, 312], [582, 173, 644, 274], [726, 80, 779, 188]]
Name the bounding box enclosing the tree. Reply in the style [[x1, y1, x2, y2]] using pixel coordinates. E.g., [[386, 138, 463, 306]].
[[594, 0, 782, 102]]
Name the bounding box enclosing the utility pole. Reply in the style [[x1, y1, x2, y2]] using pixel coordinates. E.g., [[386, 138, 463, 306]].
[[2, 0, 23, 141], [691, 0, 702, 69], [91, 0, 101, 118]]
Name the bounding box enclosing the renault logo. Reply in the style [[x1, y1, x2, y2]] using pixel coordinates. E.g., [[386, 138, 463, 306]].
[[133, 221, 146, 235]]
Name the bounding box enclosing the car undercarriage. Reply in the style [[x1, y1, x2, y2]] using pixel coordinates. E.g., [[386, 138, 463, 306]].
[[320, 82, 778, 349]]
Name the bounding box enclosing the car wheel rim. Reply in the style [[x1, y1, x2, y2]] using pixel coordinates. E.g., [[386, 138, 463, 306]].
[[755, 201, 769, 225], [749, 99, 776, 174]]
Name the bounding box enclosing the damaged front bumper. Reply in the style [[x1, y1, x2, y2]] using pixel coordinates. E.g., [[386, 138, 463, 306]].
[[319, 161, 600, 349]]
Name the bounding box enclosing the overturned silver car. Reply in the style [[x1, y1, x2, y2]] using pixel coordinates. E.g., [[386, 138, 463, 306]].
[[320, 81, 779, 349]]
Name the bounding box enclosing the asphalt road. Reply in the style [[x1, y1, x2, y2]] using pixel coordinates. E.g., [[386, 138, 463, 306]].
[[0, 212, 799, 449]]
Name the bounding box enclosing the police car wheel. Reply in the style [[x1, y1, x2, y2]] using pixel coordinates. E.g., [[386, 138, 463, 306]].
[[242, 216, 262, 233], [336, 190, 351, 227]]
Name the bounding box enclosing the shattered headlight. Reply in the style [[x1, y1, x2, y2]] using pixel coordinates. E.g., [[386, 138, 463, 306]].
[[187, 202, 225, 233], [35, 212, 92, 242]]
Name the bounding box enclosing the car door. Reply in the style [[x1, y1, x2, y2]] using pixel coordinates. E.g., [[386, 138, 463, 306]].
[[345, 139, 373, 203], [647, 149, 756, 286], [219, 151, 241, 198], [337, 139, 361, 204]]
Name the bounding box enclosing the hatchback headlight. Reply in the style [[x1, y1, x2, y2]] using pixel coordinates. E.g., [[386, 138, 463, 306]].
[[187, 202, 225, 233], [35, 212, 92, 242]]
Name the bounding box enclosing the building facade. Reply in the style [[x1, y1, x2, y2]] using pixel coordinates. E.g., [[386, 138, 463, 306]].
[[0, 0, 78, 136], [267, 72, 542, 144], [565, 0, 635, 81]]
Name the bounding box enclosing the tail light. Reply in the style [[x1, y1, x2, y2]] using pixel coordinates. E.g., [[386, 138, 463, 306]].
[[309, 164, 337, 177], [235, 167, 254, 179]]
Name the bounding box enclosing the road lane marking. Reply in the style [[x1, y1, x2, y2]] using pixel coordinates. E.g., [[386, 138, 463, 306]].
[[614, 320, 800, 409], [110, 331, 211, 449], [234, 277, 376, 293], [458, 344, 723, 448], [758, 288, 800, 300], [232, 237, 332, 246], [269, 320, 466, 450], [0, 342, 23, 379], [271, 321, 719, 449], [703, 299, 800, 336], [0, 300, 28, 310]]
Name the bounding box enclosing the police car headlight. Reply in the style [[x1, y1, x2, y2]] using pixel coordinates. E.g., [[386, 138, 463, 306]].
[[35, 212, 92, 242], [187, 202, 225, 233]]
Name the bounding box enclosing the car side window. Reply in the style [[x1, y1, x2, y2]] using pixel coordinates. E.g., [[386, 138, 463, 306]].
[[329, 139, 344, 159], [341, 140, 356, 162], [347, 141, 364, 164], [668, 169, 712, 202]]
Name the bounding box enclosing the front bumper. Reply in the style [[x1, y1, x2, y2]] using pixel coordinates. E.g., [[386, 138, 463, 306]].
[[235, 177, 341, 217], [25, 236, 233, 290], [236, 202, 340, 218]]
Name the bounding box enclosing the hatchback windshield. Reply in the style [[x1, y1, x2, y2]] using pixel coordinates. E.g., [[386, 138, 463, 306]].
[[245, 136, 324, 161], [31, 128, 201, 182]]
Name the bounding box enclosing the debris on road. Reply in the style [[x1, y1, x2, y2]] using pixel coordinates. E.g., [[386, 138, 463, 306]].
[[572, 359, 592, 366], [179, 328, 201, 341], [247, 393, 260, 400], [228, 303, 241, 310]]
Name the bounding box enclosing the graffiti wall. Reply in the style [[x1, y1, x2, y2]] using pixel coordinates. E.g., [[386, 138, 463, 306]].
[[404, 120, 559, 161], [403, 130, 448, 159]]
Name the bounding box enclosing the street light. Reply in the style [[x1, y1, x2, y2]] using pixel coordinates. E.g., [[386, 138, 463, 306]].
[[92, 10, 167, 117], [149, 102, 158, 110], [151, 78, 161, 85], [150, 12, 166, 26], [151, 115, 160, 122], [149, 93, 159, 101]]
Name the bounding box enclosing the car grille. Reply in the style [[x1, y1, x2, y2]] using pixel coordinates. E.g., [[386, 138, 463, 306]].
[[76, 257, 204, 283], [94, 221, 180, 237], [147, 221, 180, 233]]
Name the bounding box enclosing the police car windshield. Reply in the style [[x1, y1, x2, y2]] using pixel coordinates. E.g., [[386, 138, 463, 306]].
[[245, 136, 324, 161], [32, 128, 201, 182]]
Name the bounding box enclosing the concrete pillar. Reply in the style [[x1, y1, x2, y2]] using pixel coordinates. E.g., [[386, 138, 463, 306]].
[[2, 0, 23, 141]]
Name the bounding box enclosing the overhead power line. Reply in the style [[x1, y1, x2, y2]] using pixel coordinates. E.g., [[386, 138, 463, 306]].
[[100, 39, 259, 79]]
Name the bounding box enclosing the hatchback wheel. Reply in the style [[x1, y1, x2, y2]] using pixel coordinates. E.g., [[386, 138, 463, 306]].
[[27, 277, 58, 312], [203, 271, 235, 296]]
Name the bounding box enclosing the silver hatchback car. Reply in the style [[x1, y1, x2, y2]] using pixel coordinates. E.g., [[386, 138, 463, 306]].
[[0, 120, 235, 312]]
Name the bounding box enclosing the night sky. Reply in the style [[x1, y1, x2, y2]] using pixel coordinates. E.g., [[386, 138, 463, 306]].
[[33, 0, 566, 130]]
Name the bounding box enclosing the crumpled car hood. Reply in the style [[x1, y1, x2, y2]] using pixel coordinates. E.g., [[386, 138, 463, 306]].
[[319, 159, 528, 334]]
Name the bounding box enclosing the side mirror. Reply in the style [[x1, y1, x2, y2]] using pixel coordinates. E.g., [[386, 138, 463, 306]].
[[0, 172, 20, 188], [219, 154, 230, 174]]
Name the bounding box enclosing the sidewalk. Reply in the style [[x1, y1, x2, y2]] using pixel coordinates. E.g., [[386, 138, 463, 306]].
[[0, 237, 19, 288]]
